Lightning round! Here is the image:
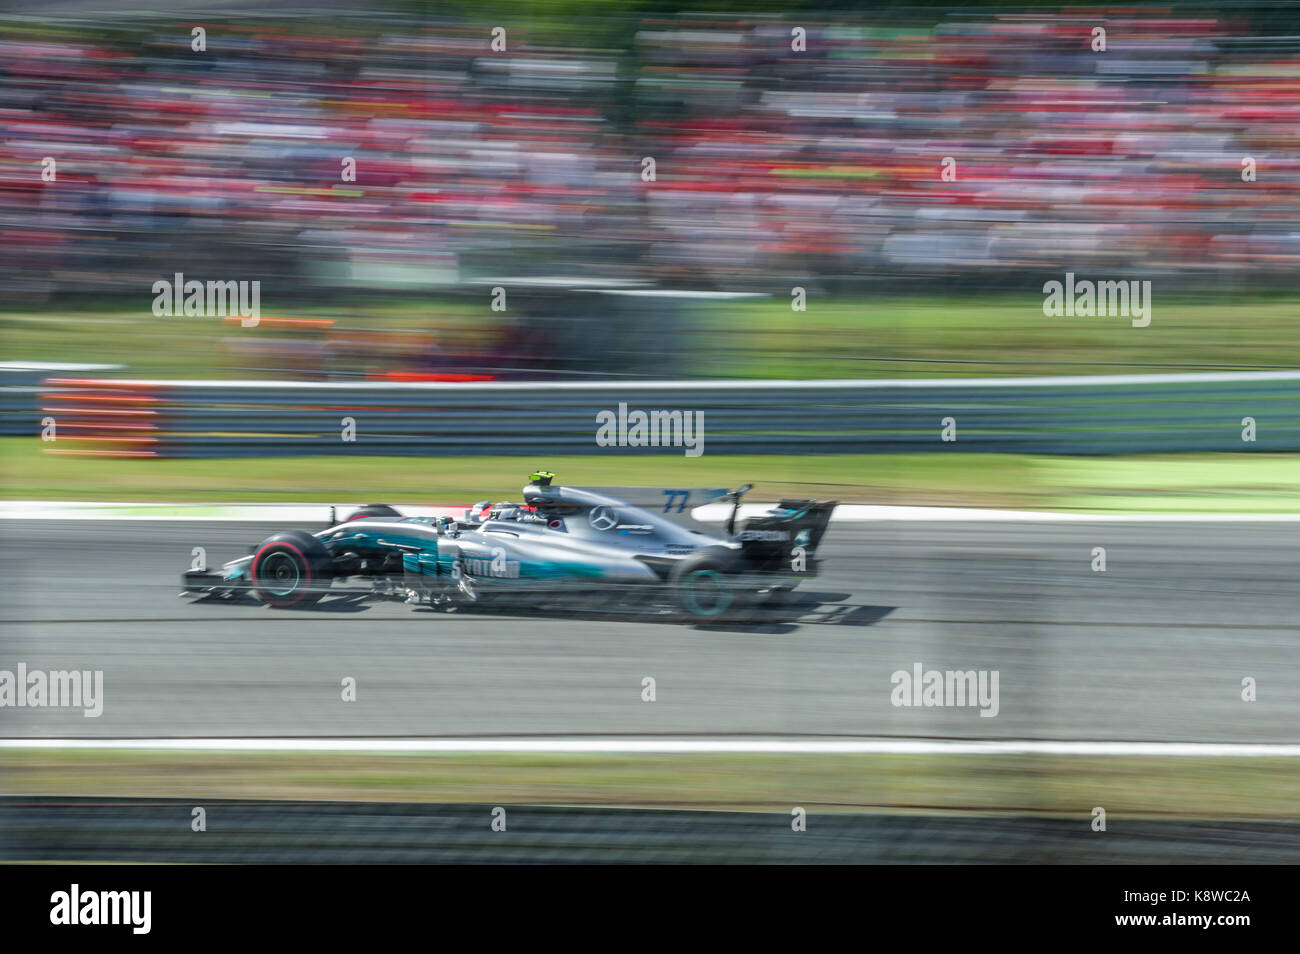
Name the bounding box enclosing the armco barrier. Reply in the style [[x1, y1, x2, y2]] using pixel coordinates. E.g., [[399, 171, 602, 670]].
[[23, 371, 1300, 457], [4, 797, 1298, 863]]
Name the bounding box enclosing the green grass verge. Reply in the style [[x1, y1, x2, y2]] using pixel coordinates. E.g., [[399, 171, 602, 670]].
[[699, 294, 1300, 378], [7, 294, 1300, 380], [1045, 455, 1300, 513], [0, 439, 1037, 506], [3, 750, 1296, 818], [0, 299, 494, 379], [3, 438, 1298, 511]]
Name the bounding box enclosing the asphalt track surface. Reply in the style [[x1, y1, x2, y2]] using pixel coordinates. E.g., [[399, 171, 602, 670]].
[[1, 518, 1296, 742]]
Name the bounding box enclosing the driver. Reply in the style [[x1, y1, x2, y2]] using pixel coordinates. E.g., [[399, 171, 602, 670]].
[[490, 503, 544, 524]]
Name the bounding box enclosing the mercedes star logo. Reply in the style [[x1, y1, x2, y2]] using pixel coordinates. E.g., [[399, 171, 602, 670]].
[[588, 506, 618, 531]]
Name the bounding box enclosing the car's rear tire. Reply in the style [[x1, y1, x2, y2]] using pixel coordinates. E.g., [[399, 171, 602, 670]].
[[343, 504, 402, 523], [670, 551, 741, 619], [250, 530, 332, 607]]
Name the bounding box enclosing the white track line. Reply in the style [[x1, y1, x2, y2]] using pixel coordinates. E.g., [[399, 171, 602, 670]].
[[3, 501, 1300, 523], [2, 738, 1298, 756]]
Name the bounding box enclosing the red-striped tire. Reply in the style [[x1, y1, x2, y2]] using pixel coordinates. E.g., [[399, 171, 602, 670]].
[[250, 530, 332, 607]]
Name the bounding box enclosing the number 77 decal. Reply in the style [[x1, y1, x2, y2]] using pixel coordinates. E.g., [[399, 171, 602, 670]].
[[662, 490, 690, 513]]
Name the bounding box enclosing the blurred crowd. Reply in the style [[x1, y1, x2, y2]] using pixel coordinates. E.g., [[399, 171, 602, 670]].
[[2, 9, 1299, 298]]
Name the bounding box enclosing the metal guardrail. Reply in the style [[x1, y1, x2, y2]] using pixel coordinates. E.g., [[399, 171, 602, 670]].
[[14, 372, 1300, 457], [5, 797, 1299, 864], [4, 797, 1298, 864]]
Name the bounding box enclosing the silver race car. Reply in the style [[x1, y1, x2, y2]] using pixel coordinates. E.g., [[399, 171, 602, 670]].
[[182, 472, 836, 620]]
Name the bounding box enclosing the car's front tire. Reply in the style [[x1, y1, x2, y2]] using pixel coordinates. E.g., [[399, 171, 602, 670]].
[[250, 530, 332, 607]]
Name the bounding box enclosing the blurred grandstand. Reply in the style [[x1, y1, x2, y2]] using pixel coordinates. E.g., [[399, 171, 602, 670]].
[[4, 6, 1300, 292], [3, 3, 1300, 380]]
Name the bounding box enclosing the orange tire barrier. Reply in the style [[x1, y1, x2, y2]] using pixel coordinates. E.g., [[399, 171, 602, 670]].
[[40, 379, 164, 457]]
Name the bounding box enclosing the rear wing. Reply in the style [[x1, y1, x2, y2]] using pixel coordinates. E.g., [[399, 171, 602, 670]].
[[736, 499, 838, 564]]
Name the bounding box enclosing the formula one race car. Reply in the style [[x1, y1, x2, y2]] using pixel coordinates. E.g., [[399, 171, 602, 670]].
[[181, 472, 836, 620]]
